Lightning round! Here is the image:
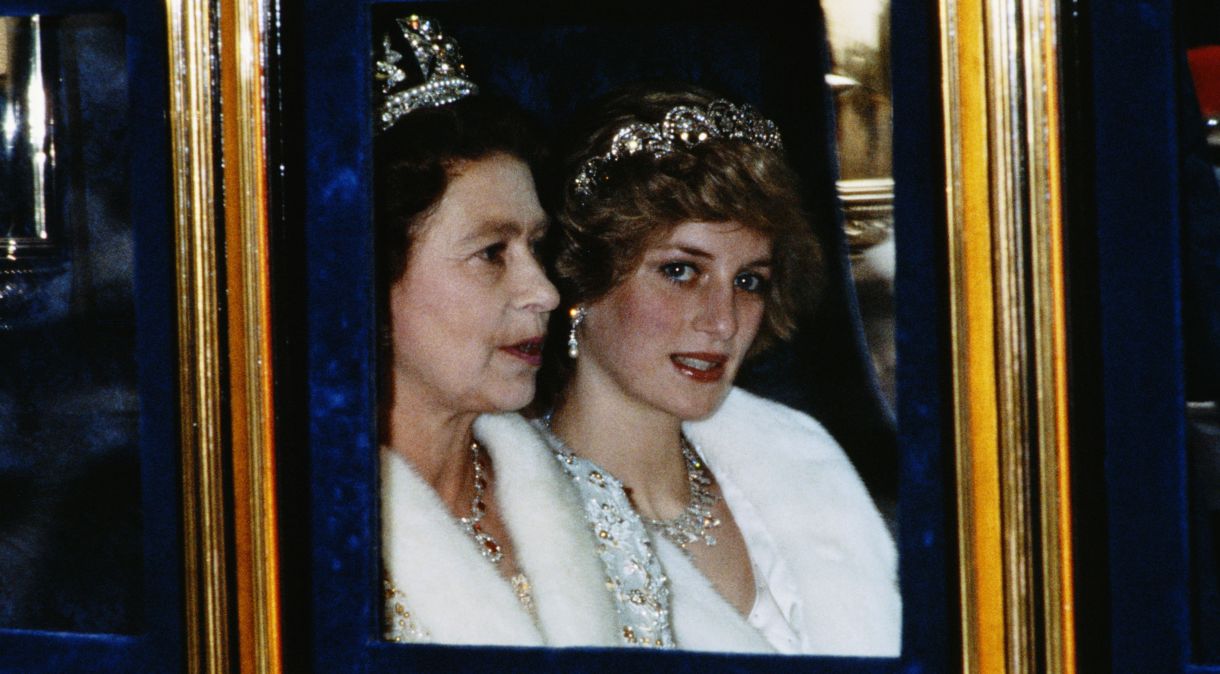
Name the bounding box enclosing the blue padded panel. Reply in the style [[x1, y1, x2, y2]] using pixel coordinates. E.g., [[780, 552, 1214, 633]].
[[1086, 1, 1195, 671]]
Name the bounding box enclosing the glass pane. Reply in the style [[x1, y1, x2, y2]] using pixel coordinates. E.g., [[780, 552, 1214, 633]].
[[0, 13, 140, 634], [824, 0, 895, 409], [371, 7, 901, 656]]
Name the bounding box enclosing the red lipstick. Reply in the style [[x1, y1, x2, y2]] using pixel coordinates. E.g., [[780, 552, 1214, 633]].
[[502, 337, 544, 366], [670, 352, 728, 382]]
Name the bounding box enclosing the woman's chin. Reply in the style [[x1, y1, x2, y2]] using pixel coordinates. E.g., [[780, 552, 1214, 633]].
[[481, 382, 537, 414], [663, 389, 733, 422]]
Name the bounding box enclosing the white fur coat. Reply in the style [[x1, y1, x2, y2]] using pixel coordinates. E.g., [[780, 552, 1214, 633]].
[[380, 412, 620, 646], [664, 387, 902, 655]]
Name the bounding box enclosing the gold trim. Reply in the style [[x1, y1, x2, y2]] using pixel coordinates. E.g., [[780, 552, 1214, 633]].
[[940, 0, 1075, 671], [221, 0, 283, 672], [983, 0, 1037, 669], [940, 0, 1007, 669], [166, 0, 230, 672], [1025, 0, 1076, 669]]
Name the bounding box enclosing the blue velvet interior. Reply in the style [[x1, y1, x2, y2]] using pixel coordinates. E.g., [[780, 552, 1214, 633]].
[[305, 1, 952, 671], [890, 0, 953, 663], [0, 2, 183, 671], [1087, 2, 1194, 671], [1178, 27, 1220, 663]]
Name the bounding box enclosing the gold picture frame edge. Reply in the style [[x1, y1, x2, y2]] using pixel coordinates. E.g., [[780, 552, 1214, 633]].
[[220, 0, 284, 672], [166, 0, 230, 671], [168, 0, 283, 670], [938, 0, 1076, 672]]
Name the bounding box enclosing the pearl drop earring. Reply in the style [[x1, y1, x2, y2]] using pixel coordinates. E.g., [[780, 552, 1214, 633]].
[[567, 306, 586, 359]]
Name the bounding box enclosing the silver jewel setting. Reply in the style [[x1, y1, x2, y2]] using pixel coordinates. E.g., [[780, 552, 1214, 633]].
[[572, 99, 784, 202], [376, 15, 479, 131], [642, 437, 722, 550]]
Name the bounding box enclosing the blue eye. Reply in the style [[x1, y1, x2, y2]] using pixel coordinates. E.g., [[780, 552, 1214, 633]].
[[661, 262, 698, 283], [735, 272, 768, 293]]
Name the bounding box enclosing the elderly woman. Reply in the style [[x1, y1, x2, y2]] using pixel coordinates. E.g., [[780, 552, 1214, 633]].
[[537, 83, 901, 654], [374, 17, 666, 646]]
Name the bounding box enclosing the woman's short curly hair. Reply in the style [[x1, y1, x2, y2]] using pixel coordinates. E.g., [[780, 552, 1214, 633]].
[[553, 85, 819, 332], [534, 83, 824, 410]]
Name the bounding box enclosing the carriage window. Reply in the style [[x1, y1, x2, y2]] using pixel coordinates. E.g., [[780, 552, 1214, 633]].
[[370, 6, 901, 655], [0, 13, 138, 634], [824, 0, 895, 409]]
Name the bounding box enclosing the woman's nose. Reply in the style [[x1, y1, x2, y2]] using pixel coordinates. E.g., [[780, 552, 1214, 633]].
[[515, 253, 560, 313], [693, 282, 738, 340]]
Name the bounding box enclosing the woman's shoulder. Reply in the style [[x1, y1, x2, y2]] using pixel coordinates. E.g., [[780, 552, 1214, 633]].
[[686, 387, 897, 577], [687, 387, 842, 463]]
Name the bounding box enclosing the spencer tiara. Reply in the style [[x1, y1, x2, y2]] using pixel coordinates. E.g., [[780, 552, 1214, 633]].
[[572, 99, 784, 202], [375, 15, 479, 131]]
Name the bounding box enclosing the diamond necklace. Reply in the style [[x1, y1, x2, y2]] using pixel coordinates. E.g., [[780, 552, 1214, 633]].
[[642, 436, 722, 550], [458, 440, 503, 564]]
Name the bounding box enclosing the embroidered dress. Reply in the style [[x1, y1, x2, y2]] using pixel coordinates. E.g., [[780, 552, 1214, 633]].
[[384, 579, 430, 643], [540, 424, 676, 648], [380, 412, 623, 647], [536, 388, 901, 655]]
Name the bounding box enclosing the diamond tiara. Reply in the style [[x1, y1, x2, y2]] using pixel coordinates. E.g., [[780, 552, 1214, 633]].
[[571, 99, 784, 202], [375, 15, 479, 131]]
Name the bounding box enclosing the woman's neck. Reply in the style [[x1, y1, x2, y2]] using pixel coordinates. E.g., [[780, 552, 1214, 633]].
[[551, 373, 690, 520], [385, 386, 480, 508]]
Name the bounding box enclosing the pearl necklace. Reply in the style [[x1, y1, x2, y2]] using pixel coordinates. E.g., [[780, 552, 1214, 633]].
[[458, 440, 503, 564], [642, 437, 722, 550]]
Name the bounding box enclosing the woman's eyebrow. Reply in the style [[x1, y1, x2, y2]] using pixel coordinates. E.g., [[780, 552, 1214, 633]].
[[666, 245, 773, 269], [670, 245, 714, 259], [742, 257, 773, 269], [460, 218, 546, 243]]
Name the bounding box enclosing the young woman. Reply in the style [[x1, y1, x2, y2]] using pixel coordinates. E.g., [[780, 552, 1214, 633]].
[[537, 83, 901, 654]]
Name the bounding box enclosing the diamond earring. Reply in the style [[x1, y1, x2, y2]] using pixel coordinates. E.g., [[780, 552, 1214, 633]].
[[567, 306, 586, 359]]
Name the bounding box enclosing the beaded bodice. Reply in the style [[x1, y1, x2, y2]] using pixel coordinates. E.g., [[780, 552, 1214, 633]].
[[384, 571, 535, 643], [548, 441, 675, 648]]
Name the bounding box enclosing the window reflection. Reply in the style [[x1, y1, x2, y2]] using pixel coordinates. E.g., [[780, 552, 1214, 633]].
[[0, 13, 139, 634], [822, 0, 895, 409]]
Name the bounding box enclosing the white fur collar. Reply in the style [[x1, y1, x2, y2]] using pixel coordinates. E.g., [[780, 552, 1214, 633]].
[[654, 537, 775, 653], [381, 412, 619, 646], [682, 387, 901, 656]]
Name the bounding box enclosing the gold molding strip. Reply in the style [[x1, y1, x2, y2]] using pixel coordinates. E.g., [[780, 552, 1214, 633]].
[[940, 0, 1007, 670], [984, 0, 1037, 669], [220, 0, 283, 672], [1025, 0, 1076, 669], [166, 1, 230, 672], [940, 1, 1075, 672]]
